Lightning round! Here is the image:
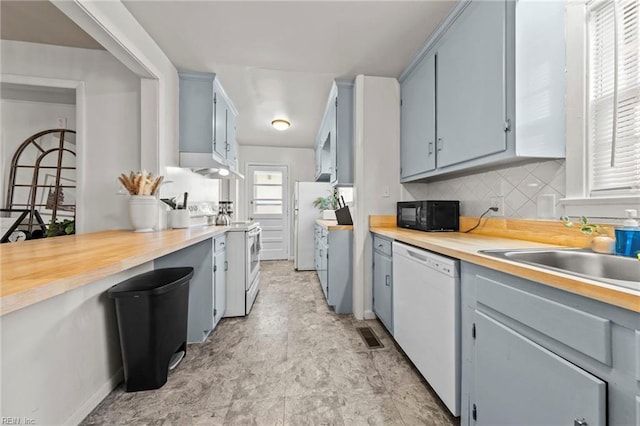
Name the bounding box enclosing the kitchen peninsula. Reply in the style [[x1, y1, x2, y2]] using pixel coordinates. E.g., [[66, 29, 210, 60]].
[[0, 226, 228, 425]]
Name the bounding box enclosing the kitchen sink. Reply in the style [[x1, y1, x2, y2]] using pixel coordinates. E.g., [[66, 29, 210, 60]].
[[480, 248, 640, 291]]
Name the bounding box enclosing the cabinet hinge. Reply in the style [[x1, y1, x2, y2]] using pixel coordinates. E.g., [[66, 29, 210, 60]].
[[335, 98, 338, 108], [400, 99, 403, 107], [504, 118, 512, 132], [472, 404, 477, 421], [472, 323, 476, 339], [214, 308, 217, 316], [214, 92, 217, 104], [214, 264, 217, 272]]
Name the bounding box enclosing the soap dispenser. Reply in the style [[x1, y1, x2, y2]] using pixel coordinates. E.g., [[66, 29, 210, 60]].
[[614, 209, 640, 257]]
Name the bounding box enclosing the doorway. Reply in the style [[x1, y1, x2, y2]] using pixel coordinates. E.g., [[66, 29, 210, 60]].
[[247, 164, 288, 260], [1, 79, 81, 239]]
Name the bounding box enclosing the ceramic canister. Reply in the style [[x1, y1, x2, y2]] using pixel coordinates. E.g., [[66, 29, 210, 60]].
[[128, 195, 158, 232]]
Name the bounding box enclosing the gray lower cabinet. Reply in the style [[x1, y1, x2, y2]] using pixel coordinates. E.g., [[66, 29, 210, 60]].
[[372, 235, 393, 334], [154, 238, 214, 343], [213, 235, 227, 327], [314, 224, 353, 313], [461, 262, 639, 426]]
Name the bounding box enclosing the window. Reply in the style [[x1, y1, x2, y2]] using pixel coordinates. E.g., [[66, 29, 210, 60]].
[[588, 0, 640, 196], [564, 0, 640, 217], [252, 170, 283, 214]]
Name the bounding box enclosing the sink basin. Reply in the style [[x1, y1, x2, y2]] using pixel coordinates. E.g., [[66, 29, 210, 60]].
[[480, 249, 640, 291]]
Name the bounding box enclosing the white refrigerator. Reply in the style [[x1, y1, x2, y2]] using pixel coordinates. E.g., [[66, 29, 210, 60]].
[[293, 181, 331, 270]]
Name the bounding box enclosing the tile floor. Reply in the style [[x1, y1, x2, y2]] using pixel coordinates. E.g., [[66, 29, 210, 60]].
[[82, 261, 458, 425]]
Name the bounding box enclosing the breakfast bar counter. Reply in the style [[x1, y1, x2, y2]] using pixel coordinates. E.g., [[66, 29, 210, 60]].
[[0, 226, 228, 316]]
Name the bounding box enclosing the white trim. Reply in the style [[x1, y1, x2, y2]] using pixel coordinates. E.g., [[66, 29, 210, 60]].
[[352, 75, 366, 321], [563, 0, 638, 218], [66, 368, 123, 426], [1, 74, 87, 234], [363, 310, 377, 321], [561, 196, 640, 218], [246, 162, 290, 260], [50, 1, 156, 79]]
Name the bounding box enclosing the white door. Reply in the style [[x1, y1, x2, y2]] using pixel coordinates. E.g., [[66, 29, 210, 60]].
[[247, 165, 288, 260]]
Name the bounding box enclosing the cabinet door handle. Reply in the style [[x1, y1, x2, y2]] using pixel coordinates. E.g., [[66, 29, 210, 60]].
[[385, 275, 391, 286], [377, 243, 384, 248], [437, 138, 443, 151], [428, 141, 433, 155]]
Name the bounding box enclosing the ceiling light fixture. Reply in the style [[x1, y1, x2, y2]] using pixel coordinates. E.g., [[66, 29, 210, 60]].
[[271, 119, 291, 131], [218, 168, 230, 176]]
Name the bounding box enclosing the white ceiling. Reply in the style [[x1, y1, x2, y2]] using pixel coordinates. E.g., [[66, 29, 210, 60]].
[[122, 1, 456, 148]]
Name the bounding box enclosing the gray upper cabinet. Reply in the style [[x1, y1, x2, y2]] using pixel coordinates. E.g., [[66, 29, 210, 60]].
[[400, 53, 436, 181], [315, 80, 354, 187], [399, 0, 566, 182], [179, 72, 239, 172], [436, 0, 507, 168], [315, 124, 331, 182], [179, 72, 214, 156], [213, 85, 228, 159]]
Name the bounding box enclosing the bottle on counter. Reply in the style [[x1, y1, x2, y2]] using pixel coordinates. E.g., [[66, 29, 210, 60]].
[[614, 209, 640, 257]]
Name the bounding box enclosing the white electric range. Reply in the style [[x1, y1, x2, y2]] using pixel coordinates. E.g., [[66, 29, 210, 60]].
[[224, 221, 262, 316]]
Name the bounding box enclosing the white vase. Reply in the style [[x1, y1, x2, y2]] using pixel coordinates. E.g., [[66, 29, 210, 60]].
[[322, 210, 336, 220], [128, 196, 158, 232]]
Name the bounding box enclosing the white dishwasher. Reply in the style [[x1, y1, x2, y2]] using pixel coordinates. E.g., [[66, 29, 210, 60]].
[[392, 241, 460, 417]]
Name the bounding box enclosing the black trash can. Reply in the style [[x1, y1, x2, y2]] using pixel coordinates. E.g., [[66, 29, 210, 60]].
[[108, 267, 194, 392]]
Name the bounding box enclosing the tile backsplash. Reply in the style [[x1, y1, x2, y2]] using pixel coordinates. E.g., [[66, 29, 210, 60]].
[[423, 159, 566, 219]]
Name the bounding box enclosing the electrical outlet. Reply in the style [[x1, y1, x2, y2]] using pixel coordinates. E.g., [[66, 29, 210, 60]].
[[490, 196, 504, 216]]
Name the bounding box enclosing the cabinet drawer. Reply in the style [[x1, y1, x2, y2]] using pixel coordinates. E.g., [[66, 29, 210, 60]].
[[476, 274, 612, 365], [214, 235, 226, 253], [373, 235, 392, 256]]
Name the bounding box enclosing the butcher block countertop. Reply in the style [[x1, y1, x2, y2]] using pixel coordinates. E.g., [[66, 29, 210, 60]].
[[316, 219, 353, 231], [370, 217, 639, 313], [0, 226, 228, 316]]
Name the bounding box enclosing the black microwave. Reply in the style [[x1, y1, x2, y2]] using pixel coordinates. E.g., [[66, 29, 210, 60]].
[[397, 201, 460, 232]]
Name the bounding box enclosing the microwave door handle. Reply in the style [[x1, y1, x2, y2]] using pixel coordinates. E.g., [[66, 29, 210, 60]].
[[416, 206, 421, 223]]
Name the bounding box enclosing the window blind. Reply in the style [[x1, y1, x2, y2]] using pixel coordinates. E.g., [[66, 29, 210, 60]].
[[588, 0, 640, 194]]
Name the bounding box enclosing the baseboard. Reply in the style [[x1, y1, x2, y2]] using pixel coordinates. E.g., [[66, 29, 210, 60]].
[[364, 310, 377, 320], [67, 368, 123, 426]]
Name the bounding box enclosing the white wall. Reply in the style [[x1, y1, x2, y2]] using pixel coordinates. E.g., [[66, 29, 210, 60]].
[[399, 159, 567, 220], [1, 40, 140, 233], [0, 262, 152, 426], [353, 76, 403, 320], [423, 159, 566, 219], [0, 97, 76, 210], [51, 0, 180, 175], [236, 145, 315, 258]]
